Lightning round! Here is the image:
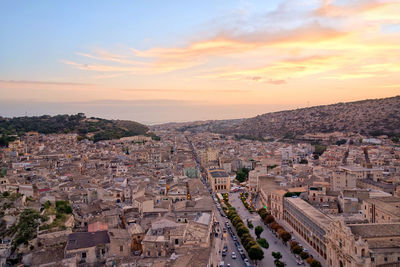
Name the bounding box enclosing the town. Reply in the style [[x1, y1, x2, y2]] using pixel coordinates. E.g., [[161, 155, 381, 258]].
[[1, 128, 400, 267]]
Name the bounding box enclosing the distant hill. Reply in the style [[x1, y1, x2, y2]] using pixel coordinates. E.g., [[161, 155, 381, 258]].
[[151, 119, 244, 133], [0, 113, 151, 146], [155, 96, 400, 139], [227, 96, 400, 138]]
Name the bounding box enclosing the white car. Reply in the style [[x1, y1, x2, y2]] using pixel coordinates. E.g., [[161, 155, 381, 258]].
[[232, 252, 237, 259]]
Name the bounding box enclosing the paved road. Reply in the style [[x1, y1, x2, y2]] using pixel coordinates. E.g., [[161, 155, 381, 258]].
[[213, 205, 247, 267], [230, 192, 301, 267]]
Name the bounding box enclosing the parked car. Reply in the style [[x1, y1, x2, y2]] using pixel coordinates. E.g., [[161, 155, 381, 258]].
[[232, 252, 237, 259]]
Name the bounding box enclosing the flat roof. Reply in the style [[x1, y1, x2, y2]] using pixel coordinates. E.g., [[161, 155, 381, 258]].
[[285, 197, 332, 230], [209, 169, 228, 178], [340, 166, 383, 172]]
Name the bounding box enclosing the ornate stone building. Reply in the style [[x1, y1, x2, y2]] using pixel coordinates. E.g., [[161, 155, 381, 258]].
[[326, 219, 400, 267]]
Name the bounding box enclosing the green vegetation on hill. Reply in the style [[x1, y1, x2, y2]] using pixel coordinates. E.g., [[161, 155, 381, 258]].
[[0, 113, 155, 146]]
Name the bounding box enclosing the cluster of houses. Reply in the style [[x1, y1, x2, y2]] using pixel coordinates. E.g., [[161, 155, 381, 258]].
[[0, 132, 215, 266]]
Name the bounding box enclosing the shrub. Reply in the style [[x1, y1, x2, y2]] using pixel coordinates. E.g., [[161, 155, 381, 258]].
[[272, 251, 282, 261]]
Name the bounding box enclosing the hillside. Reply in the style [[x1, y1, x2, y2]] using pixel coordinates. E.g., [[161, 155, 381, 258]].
[[155, 96, 400, 139], [224, 96, 400, 138], [0, 113, 151, 145]]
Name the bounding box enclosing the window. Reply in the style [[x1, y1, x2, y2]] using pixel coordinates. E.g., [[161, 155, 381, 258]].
[[339, 239, 342, 248], [82, 252, 87, 258], [371, 257, 374, 262], [384, 257, 388, 262], [158, 252, 161, 256], [120, 246, 123, 252], [175, 239, 179, 244]]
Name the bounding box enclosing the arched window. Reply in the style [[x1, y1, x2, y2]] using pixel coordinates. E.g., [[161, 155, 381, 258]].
[[361, 249, 365, 257]]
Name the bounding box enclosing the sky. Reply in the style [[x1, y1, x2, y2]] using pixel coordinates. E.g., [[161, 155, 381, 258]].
[[1, 0, 400, 124]]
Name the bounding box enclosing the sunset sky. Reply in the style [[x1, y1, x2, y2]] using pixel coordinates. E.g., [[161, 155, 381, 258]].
[[1, 0, 400, 124]]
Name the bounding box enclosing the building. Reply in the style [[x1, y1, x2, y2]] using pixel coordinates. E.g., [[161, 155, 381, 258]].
[[332, 170, 357, 191], [207, 168, 230, 193], [362, 197, 400, 223], [326, 219, 400, 267], [64, 231, 110, 265], [283, 197, 332, 259], [270, 189, 286, 220], [340, 166, 383, 181], [248, 167, 267, 193]]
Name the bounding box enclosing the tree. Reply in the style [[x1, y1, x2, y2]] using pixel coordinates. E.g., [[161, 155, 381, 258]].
[[12, 209, 43, 249], [299, 251, 309, 260], [237, 226, 249, 237], [236, 170, 246, 183], [255, 225, 264, 239], [309, 259, 322, 267], [258, 208, 269, 220], [270, 222, 283, 232], [236, 168, 250, 183], [44, 201, 51, 210], [272, 251, 282, 261], [55, 200, 72, 214], [264, 215, 275, 224], [291, 245, 303, 254], [278, 230, 291, 243], [275, 261, 286, 267], [245, 240, 257, 251], [232, 216, 242, 226], [248, 245, 264, 262], [257, 238, 269, 249], [290, 241, 298, 250]]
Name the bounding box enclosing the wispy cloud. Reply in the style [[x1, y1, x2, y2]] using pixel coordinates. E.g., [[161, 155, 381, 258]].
[[0, 80, 91, 87], [63, 0, 400, 84]]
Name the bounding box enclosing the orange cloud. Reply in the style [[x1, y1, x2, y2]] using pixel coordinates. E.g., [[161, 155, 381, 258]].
[[63, 0, 400, 89]]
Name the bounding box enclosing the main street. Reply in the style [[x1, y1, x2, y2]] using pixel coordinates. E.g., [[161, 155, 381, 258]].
[[213, 202, 248, 267], [186, 136, 247, 267], [229, 192, 300, 267]]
